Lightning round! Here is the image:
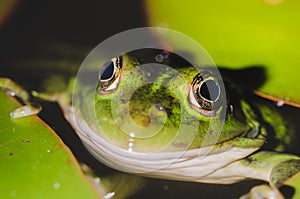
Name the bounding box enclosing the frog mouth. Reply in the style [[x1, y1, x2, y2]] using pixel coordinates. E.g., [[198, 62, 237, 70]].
[[66, 107, 267, 184]]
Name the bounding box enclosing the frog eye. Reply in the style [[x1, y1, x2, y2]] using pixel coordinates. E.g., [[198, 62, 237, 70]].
[[98, 57, 123, 95], [188, 71, 221, 116]]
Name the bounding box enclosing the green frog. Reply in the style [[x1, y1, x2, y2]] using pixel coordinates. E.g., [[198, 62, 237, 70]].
[[1, 47, 300, 199]]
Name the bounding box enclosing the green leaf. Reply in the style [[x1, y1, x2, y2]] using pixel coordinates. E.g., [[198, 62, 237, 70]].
[[145, 0, 300, 103], [0, 90, 100, 199], [285, 172, 300, 199]]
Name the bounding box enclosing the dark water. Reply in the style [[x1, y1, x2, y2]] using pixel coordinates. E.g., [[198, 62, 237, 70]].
[[0, 1, 299, 198]]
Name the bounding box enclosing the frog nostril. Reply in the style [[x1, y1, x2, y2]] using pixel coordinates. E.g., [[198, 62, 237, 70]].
[[120, 99, 128, 104]]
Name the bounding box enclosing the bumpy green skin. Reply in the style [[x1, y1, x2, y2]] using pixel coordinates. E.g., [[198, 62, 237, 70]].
[[2, 48, 300, 197], [93, 51, 257, 152]]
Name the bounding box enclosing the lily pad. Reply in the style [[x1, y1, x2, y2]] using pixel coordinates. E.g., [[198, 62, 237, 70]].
[[284, 171, 300, 198], [145, 0, 300, 103], [0, 90, 100, 199]]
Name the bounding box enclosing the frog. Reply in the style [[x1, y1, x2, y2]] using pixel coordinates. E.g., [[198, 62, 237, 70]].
[[1, 47, 300, 199]]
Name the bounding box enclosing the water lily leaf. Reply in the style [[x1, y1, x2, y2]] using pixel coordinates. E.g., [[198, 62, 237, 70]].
[[145, 0, 300, 103], [284, 171, 300, 198], [0, 90, 100, 199]]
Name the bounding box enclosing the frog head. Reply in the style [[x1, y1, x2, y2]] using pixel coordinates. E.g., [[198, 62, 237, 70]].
[[70, 48, 265, 178], [88, 49, 262, 152]]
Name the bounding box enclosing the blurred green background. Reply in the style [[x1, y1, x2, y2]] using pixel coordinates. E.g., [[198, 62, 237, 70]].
[[146, 0, 300, 103]]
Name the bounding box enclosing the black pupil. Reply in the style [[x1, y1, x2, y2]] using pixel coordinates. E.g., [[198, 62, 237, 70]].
[[199, 79, 220, 101], [100, 61, 114, 80]]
